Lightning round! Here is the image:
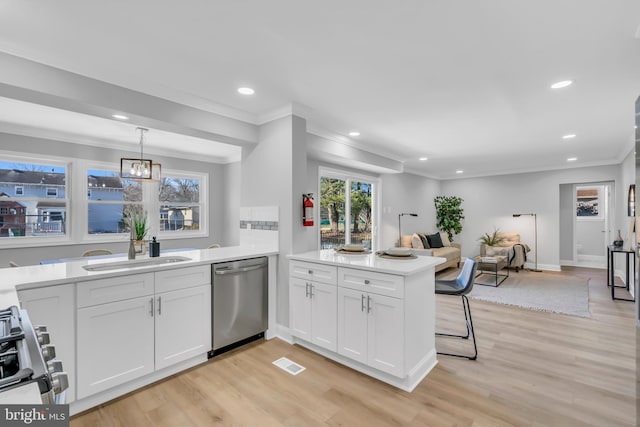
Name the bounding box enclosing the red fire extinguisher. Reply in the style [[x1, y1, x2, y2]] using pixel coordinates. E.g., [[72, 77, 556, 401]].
[[303, 193, 314, 226]]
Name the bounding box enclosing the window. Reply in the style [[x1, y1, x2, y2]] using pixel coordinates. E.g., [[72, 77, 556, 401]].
[[0, 159, 67, 239], [159, 172, 206, 235], [87, 168, 143, 235], [319, 168, 378, 250]]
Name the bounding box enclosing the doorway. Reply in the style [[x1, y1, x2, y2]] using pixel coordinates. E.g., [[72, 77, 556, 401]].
[[560, 182, 613, 268]]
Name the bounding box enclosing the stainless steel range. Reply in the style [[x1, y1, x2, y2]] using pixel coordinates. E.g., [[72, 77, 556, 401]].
[[0, 306, 68, 404]]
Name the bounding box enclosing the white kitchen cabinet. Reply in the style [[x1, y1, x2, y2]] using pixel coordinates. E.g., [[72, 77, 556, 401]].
[[289, 252, 438, 391], [337, 287, 404, 377], [337, 287, 368, 365], [289, 277, 312, 339], [289, 276, 337, 351], [77, 295, 155, 398], [76, 266, 212, 398], [155, 284, 211, 370], [18, 284, 76, 403], [366, 293, 404, 377]]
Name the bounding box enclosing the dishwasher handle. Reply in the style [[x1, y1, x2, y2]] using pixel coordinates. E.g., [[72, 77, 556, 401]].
[[215, 264, 266, 275]]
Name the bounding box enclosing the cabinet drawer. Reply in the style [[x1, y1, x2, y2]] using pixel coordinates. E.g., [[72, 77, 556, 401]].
[[338, 268, 404, 298], [155, 265, 211, 294], [290, 261, 337, 285], [77, 273, 154, 308]]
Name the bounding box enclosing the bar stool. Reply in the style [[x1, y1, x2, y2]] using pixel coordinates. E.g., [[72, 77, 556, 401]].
[[435, 258, 478, 360]]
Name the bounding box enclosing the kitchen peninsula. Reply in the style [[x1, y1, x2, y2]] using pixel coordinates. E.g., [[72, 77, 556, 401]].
[[288, 250, 445, 392], [0, 245, 277, 415]]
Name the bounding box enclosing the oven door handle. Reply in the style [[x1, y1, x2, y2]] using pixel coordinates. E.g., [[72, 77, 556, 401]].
[[0, 368, 33, 387]]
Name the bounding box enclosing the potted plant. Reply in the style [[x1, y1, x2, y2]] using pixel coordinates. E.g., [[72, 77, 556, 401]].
[[434, 195, 464, 242], [132, 213, 149, 253], [479, 228, 505, 246]]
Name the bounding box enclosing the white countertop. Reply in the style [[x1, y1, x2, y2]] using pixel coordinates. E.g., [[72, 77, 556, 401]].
[[0, 244, 278, 308], [288, 250, 445, 276]]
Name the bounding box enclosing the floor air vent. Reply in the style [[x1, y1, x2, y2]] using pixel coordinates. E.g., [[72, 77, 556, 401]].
[[272, 357, 306, 375]]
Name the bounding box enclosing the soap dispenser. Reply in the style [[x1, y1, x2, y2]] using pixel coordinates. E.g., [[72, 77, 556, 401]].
[[150, 236, 160, 257]]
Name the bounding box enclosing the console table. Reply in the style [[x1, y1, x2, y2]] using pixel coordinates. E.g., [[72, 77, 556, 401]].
[[606, 245, 635, 302]]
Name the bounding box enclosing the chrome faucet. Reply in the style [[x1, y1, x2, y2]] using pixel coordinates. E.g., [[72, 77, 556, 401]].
[[128, 218, 136, 260]]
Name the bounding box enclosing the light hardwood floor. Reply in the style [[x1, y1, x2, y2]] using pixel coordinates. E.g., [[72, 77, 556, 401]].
[[71, 267, 636, 426]]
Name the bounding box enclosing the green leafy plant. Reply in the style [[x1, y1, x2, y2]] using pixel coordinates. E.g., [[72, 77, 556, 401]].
[[434, 195, 464, 242], [479, 228, 505, 246], [133, 213, 148, 241]]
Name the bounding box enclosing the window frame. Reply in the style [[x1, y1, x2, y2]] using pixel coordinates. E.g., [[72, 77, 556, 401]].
[[14, 186, 24, 196], [158, 169, 208, 240], [82, 161, 146, 243], [318, 166, 380, 251], [0, 151, 70, 248]]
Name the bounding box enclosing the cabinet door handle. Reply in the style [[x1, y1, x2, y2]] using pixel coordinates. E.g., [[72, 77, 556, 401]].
[[310, 284, 315, 298], [367, 295, 372, 313], [149, 297, 154, 317], [364, 279, 370, 285], [305, 282, 309, 297], [361, 294, 366, 311], [157, 296, 162, 315]]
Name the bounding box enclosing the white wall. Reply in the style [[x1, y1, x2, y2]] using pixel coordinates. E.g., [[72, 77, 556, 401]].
[[441, 164, 623, 271], [241, 115, 315, 326], [379, 172, 441, 248]]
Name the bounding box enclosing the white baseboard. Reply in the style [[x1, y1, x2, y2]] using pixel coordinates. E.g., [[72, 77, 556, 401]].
[[272, 324, 293, 344], [560, 259, 606, 269], [523, 261, 561, 272]]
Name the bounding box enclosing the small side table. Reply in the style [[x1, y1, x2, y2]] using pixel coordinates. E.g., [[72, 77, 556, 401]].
[[474, 256, 509, 287], [607, 245, 635, 302]]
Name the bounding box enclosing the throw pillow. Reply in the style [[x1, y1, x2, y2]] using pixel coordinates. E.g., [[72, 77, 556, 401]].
[[418, 233, 430, 249], [439, 231, 451, 247], [427, 232, 444, 248], [411, 233, 424, 249]]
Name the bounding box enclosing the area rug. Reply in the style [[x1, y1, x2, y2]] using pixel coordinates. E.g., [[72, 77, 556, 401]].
[[438, 269, 592, 318]]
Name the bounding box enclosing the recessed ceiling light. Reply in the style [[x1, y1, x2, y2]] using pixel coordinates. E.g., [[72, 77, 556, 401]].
[[237, 87, 255, 95], [551, 80, 573, 89], [112, 114, 129, 120], [567, 157, 577, 162], [348, 131, 360, 137], [455, 170, 463, 174], [562, 134, 576, 139], [419, 157, 428, 161]]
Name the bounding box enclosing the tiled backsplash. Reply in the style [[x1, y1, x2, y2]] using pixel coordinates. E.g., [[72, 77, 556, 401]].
[[239, 206, 279, 248], [240, 220, 279, 231]]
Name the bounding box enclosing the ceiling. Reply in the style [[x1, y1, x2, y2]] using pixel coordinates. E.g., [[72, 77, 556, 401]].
[[0, 1, 639, 178]]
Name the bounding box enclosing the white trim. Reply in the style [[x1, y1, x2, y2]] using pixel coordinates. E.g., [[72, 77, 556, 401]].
[[318, 166, 381, 251], [0, 151, 70, 248], [158, 168, 209, 239]]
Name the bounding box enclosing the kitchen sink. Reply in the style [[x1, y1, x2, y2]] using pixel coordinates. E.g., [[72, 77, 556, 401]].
[[82, 256, 192, 271]]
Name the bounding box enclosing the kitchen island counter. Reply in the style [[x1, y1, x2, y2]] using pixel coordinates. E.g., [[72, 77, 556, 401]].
[[287, 249, 445, 392], [289, 249, 445, 276]]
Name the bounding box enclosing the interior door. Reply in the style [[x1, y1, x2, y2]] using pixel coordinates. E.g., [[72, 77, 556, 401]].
[[574, 184, 611, 268]]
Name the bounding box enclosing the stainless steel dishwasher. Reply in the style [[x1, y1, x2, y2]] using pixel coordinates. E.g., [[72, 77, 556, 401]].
[[210, 257, 268, 356]]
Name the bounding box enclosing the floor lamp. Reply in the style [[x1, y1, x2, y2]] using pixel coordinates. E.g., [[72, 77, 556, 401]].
[[513, 213, 541, 272], [398, 213, 418, 246]]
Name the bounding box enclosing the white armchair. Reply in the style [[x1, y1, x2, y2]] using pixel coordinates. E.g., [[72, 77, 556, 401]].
[[480, 232, 530, 271]]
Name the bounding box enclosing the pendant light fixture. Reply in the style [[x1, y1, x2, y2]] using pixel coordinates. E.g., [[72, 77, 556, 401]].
[[121, 127, 154, 180]]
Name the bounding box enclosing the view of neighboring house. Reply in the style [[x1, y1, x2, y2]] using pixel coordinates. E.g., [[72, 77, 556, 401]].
[[87, 174, 126, 234], [0, 168, 66, 236]]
